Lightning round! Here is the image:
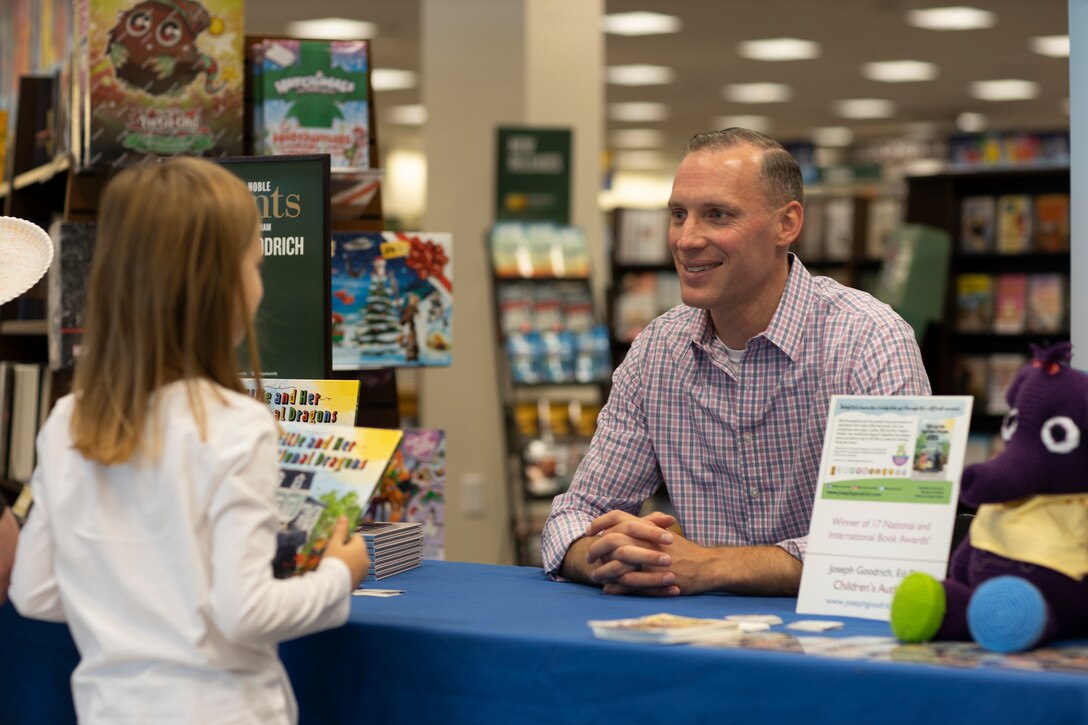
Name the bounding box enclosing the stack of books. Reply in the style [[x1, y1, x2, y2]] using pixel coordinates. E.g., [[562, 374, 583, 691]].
[[358, 521, 425, 580]]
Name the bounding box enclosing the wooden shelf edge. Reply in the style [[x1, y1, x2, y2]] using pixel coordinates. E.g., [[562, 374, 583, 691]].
[[11, 154, 71, 191], [0, 319, 48, 335]]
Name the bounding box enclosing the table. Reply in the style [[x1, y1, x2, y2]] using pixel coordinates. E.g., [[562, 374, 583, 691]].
[[3, 560, 1088, 724]]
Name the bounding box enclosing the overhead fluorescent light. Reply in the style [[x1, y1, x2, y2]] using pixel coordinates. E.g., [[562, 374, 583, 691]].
[[737, 38, 820, 61], [371, 69, 417, 91], [610, 129, 665, 148], [1031, 35, 1070, 58], [601, 12, 681, 36], [606, 65, 675, 86], [723, 83, 792, 104], [711, 115, 773, 134], [956, 112, 987, 132], [285, 17, 378, 40], [832, 98, 896, 119], [388, 105, 427, 125], [969, 79, 1039, 101], [609, 102, 669, 122], [616, 150, 668, 170], [811, 126, 853, 147], [906, 6, 995, 31], [862, 60, 938, 82]]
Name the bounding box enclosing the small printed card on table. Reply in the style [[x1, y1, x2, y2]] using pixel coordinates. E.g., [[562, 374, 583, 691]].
[[797, 395, 973, 621]]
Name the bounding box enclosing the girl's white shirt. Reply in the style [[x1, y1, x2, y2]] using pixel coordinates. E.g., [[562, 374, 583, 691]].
[[10, 380, 352, 725]]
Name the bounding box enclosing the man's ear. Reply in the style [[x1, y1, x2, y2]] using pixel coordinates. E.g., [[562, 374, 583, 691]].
[[777, 200, 804, 248]]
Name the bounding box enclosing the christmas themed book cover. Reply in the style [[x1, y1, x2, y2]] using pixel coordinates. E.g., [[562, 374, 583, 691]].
[[331, 231, 453, 370], [272, 422, 402, 577], [84, 0, 244, 168], [254, 38, 370, 170]]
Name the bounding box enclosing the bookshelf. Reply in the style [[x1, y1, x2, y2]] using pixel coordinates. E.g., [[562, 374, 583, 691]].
[[904, 167, 1070, 443], [487, 224, 611, 566]]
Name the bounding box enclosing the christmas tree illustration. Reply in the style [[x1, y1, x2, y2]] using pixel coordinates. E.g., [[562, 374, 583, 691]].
[[353, 258, 402, 358]]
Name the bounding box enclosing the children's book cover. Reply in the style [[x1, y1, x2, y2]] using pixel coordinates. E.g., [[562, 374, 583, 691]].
[[272, 422, 402, 577], [991, 273, 1028, 334], [1034, 194, 1070, 253], [255, 38, 370, 170], [241, 378, 360, 425], [331, 231, 453, 370], [955, 274, 994, 333], [46, 221, 97, 370], [986, 354, 1028, 416], [85, 0, 244, 167], [1027, 273, 1066, 334], [362, 428, 446, 560], [996, 194, 1032, 254], [959, 195, 995, 254]]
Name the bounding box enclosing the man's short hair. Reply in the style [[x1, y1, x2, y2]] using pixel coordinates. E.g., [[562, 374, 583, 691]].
[[684, 128, 805, 208]]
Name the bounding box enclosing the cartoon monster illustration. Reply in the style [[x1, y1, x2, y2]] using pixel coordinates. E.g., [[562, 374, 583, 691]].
[[106, 0, 225, 96]]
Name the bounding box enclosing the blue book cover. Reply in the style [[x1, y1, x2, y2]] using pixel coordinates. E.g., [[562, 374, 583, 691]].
[[331, 231, 453, 370]]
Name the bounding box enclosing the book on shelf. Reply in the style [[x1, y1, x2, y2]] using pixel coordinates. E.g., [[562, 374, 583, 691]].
[[865, 197, 902, 259], [7, 363, 41, 484], [952, 354, 989, 409], [995, 195, 1032, 254], [489, 222, 590, 279], [362, 428, 446, 560], [272, 422, 403, 578], [959, 195, 995, 254], [991, 274, 1028, 334], [986, 353, 1028, 416], [251, 38, 371, 171], [612, 271, 682, 343], [1034, 194, 1070, 253], [78, 0, 245, 168], [330, 231, 453, 371], [242, 378, 361, 425], [1026, 273, 1066, 334], [46, 221, 97, 370], [955, 274, 994, 333], [615, 208, 671, 265], [822, 197, 854, 262]]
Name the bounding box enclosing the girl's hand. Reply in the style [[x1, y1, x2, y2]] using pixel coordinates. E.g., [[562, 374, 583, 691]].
[[323, 516, 369, 590]]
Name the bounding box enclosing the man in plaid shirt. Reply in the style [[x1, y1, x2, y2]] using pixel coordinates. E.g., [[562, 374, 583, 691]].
[[542, 128, 930, 596]]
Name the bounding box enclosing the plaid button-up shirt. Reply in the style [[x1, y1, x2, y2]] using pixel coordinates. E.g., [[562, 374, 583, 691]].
[[542, 255, 931, 577]]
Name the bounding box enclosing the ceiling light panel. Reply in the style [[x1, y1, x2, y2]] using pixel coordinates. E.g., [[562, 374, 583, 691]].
[[906, 6, 995, 31], [371, 69, 417, 92], [285, 18, 378, 39], [832, 98, 896, 119], [388, 105, 427, 125], [811, 127, 854, 147], [610, 129, 665, 148], [1031, 35, 1070, 58], [609, 102, 669, 122], [723, 83, 792, 104], [737, 38, 821, 61], [617, 150, 668, 170], [712, 115, 773, 134], [601, 12, 681, 36], [862, 60, 938, 83], [956, 112, 987, 132], [606, 65, 676, 86], [969, 79, 1040, 101]]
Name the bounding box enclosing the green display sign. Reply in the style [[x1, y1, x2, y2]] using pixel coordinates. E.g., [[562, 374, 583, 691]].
[[495, 127, 571, 224], [217, 155, 331, 379]]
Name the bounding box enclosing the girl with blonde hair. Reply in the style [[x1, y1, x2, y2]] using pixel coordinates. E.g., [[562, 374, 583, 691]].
[[11, 157, 368, 724]]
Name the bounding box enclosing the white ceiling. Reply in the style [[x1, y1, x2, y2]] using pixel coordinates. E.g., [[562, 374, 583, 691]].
[[247, 1, 1070, 172]]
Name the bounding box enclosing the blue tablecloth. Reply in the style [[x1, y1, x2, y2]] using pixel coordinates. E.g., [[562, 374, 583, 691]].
[[3, 560, 1088, 724]]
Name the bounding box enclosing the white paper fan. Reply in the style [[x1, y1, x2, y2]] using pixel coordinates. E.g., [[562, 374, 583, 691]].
[[0, 216, 54, 306]]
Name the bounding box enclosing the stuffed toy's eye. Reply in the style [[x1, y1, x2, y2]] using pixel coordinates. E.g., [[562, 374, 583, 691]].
[[1000, 408, 1019, 441], [1041, 416, 1080, 454]]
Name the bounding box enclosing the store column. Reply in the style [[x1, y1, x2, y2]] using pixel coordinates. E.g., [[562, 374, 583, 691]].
[[420, 0, 605, 564]]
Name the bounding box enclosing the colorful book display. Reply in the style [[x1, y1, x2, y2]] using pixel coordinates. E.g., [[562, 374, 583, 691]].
[[991, 274, 1028, 334], [996, 195, 1032, 253], [78, 0, 245, 167], [241, 378, 360, 425], [955, 274, 994, 333], [959, 196, 995, 254], [489, 223, 590, 279], [46, 221, 96, 369], [363, 428, 446, 560], [330, 231, 453, 370], [252, 38, 371, 170], [1034, 194, 1070, 252], [272, 422, 402, 577]]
